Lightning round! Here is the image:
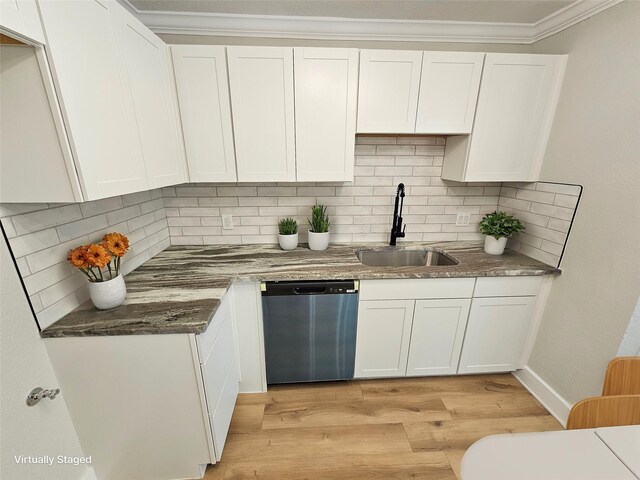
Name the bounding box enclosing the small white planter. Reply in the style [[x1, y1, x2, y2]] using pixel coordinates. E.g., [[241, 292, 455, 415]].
[[278, 233, 298, 251], [308, 230, 330, 251], [484, 236, 508, 255], [88, 274, 126, 310]]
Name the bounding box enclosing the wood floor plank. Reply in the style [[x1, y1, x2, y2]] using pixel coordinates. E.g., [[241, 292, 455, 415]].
[[360, 374, 522, 400], [204, 463, 226, 480], [236, 392, 275, 406], [404, 415, 563, 452], [229, 404, 265, 433], [221, 423, 413, 462], [222, 452, 456, 480], [268, 380, 364, 403], [218, 375, 562, 480], [441, 392, 549, 419], [444, 450, 465, 480], [262, 397, 452, 429]]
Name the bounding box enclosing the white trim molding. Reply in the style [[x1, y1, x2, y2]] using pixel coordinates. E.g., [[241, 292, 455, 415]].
[[120, 0, 623, 44], [513, 366, 573, 428]]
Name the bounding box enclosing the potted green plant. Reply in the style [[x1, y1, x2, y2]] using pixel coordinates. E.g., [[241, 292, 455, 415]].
[[479, 211, 525, 255], [278, 218, 298, 250], [307, 204, 330, 251]]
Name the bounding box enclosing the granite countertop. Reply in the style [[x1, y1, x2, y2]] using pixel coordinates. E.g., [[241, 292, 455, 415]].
[[40, 242, 559, 338]]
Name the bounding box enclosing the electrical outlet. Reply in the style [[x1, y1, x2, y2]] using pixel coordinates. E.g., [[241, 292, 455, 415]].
[[222, 214, 233, 230], [456, 213, 471, 226]]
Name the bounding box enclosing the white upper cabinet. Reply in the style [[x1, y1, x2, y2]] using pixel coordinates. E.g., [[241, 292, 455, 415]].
[[227, 46, 296, 182], [119, 11, 185, 189], [415, 52, 484, 134], [294, 47, 358, 182], [38, 0, 149, 200], [171, 45, 237, 182], [357, 49, 422, 133], [1, 45, 82, 203], [442, 53, 566, 182], [0, 0, 44, 44]]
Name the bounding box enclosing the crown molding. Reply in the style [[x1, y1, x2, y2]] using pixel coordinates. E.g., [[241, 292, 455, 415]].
[[120, 0, 622, 45]]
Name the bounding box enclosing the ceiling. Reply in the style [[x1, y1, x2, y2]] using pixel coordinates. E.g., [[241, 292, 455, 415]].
[[128, 0, 575, 24], [123, 0, 622, 44]]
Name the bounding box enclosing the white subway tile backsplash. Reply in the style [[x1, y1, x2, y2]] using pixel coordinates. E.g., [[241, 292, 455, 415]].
[[10, 228, 60, 257], [2, 189, 170, 328], [2, 137, 581, 331], [13, 205, 82, 235], [500, 181, 580, 268]]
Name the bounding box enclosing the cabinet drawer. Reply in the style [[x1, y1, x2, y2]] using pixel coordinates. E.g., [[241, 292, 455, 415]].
[[474, 276, 542, 298], [197, 292, 231, 363], [359, 278, 475, 301], [209, 362, 239, 461]]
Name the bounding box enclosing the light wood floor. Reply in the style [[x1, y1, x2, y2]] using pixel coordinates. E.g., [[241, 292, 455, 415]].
[[205, 374, 563, 480]]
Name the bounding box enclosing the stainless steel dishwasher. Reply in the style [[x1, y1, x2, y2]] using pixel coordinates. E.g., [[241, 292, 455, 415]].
[[261, 280, 358, 384]]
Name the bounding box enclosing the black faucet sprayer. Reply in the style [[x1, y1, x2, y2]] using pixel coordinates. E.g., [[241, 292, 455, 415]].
[[390, 183, 406, 246]]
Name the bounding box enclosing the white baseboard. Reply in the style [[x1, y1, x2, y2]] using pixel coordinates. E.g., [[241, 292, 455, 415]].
[[513, 366, 573, 427]]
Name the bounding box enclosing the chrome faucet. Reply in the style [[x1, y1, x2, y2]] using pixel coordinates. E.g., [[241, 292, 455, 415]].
[[390, 183, 406, 246]]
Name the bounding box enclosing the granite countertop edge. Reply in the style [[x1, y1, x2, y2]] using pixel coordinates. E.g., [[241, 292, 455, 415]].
[[40, 242, 560, 339]]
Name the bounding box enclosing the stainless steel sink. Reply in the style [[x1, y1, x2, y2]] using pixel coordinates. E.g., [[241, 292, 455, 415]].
[[355, 248, 459, 267]]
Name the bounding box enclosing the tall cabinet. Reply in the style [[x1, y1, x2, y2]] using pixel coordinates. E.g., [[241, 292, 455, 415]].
[[294, 47, 358, 182], [227, 46, 296, 182]]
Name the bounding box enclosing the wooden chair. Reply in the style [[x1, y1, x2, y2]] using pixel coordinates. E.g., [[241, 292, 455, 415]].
[[602, 357, 640, 396], [567, 356, 640, 430], [566, 395, 640, 429]]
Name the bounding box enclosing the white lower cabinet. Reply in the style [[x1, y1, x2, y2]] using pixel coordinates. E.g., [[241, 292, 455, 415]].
[[457, 296, 537, 374], [406, 299, 471, 376], [197, 290, 240, 461], [44, 290, 240, 480], [354, 276, 545, 379], [355, 300, 414, 378]]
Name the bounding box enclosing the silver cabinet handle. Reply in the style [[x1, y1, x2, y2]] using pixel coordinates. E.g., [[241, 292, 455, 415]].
[[26, 387, 60, 406]]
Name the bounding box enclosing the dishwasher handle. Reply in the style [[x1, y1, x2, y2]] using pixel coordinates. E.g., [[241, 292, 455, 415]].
[[293, 286, 327, 295], [261, 280, 357, 296]]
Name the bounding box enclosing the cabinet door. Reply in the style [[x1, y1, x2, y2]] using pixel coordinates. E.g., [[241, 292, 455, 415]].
[[1, 0, 44, 44], [415, 52, 484, 134], [458, 296, 536, 374], [118, 11, 185, 189], [294, 47, 358, 182], [199, 292, 239, 461], [354, 300, 414, 378], [171, 45, 237, 182], [406, 299, 471, 376], [465, 54, 566, 181], [38, 0, 149, 200], [357, 50, 422, 133], [227, 46, 295, 182]]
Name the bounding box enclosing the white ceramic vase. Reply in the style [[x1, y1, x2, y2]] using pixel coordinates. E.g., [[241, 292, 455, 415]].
[[308, 230, 330, 251], [88, 274, 126, 310], [484, 236, 508, 255], [278, 233, 298, 251]]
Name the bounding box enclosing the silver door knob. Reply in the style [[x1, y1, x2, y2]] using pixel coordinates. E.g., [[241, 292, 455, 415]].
[[26, 387, 60, 406]]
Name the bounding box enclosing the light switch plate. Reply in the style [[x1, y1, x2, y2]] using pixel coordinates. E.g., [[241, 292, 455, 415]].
[[222, 214, 233, 230], [456, 213, 471, 226]]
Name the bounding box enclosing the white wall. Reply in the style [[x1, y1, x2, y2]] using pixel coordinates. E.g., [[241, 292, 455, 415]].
[[527, 1, 640, 404], [0, 234, 89, 480]]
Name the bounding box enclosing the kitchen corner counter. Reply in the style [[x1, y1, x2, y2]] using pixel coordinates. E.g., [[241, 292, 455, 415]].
[[40, 242, 559, 338]]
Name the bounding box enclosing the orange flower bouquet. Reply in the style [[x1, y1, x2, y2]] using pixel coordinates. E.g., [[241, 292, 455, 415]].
[[67, 233, 129, 310]]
